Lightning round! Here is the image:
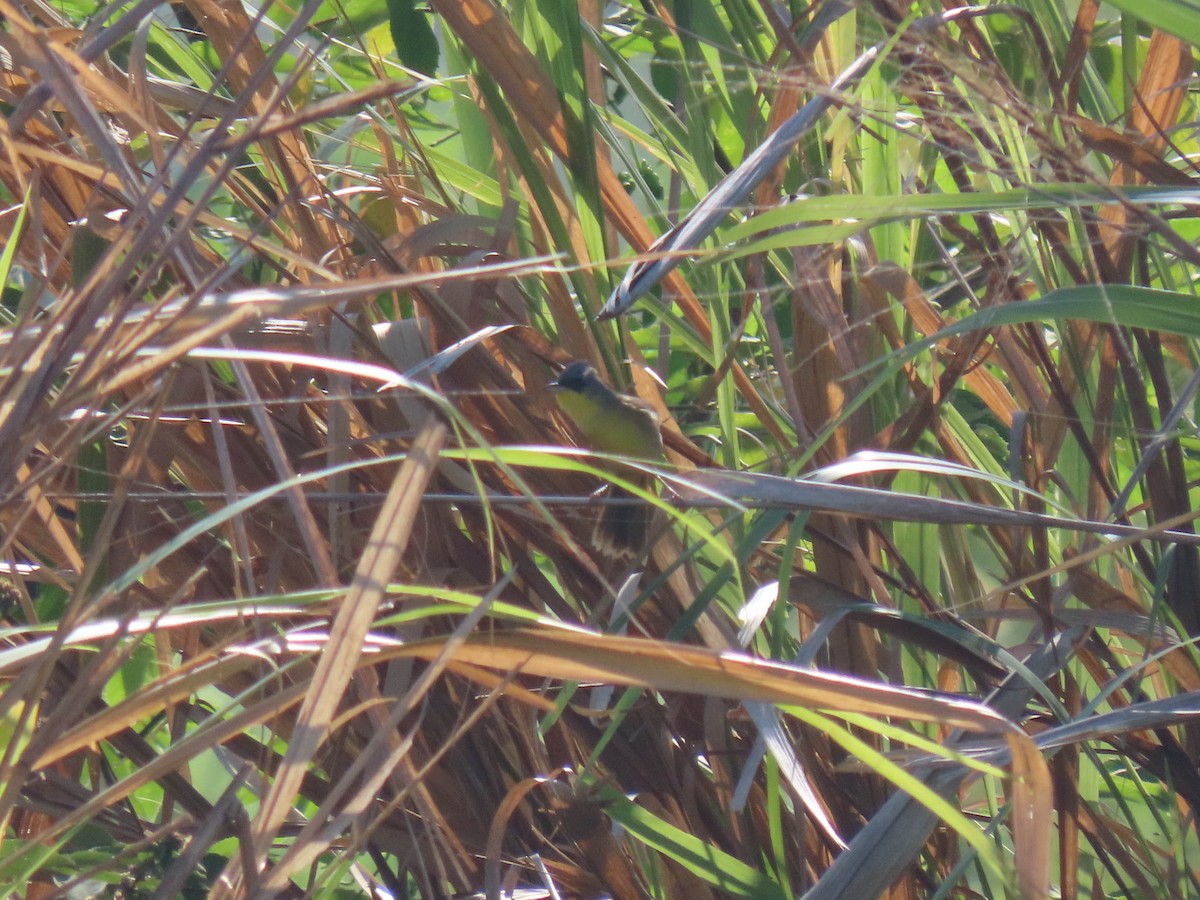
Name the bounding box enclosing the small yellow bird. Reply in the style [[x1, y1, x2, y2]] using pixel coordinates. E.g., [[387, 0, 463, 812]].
[[548, 361, 664, 556]]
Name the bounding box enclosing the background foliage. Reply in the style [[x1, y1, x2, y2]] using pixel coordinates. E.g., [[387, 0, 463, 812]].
[[0, 0, 1199, 896]]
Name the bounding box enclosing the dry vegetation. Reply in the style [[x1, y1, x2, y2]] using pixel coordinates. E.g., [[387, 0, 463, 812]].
[[0, 0, 1198, 897]]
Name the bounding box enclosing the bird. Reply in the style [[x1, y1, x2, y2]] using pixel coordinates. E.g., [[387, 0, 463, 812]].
[[547, 361, 664, 557]]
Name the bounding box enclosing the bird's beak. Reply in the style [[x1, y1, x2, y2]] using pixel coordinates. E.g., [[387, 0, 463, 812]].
[[546, 377, 564, 391]]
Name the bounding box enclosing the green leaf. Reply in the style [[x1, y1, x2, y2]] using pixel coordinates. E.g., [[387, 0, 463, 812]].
[[1100, 0, 1200, 46], [936, 285, 1200, 340], [599, 788, 789, 900], [388, 0, 438, 76]]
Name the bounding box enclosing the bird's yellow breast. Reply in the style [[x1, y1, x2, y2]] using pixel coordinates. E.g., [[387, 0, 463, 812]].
[[555, 385, 663, 460]]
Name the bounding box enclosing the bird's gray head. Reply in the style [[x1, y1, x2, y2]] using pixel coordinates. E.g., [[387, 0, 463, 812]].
[[549, 361, 598, 394]]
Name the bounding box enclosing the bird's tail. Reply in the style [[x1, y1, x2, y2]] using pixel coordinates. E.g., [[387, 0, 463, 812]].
[[594, 483, 650, 560]]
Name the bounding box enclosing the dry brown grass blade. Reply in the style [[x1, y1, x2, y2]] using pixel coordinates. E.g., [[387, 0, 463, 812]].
[[211, 79, 416, 152], [12, 462, 85, 575], [1060, 0, 1099, 109], [1008, 728, 1054, 898], [182, 0, 342, 255], [786, 238, 879, 676], [0, 6, 138, 192], [0, 259, 556, 373], [484, 772, 563, 900], [231, 416, 445, 892], [0, 139, 333, 280], [1098, 31, 1194, 262], [399, 628, 1013, 732], [1073, 116, 1200, 188]]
